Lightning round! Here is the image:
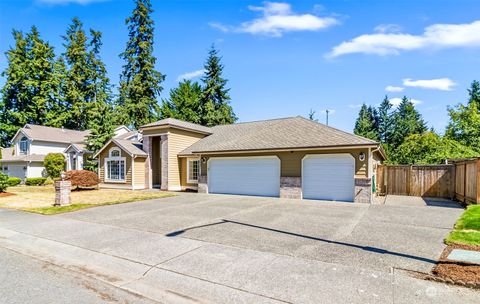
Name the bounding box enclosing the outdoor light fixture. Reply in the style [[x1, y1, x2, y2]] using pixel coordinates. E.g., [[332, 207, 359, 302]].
[[359, 152, 366, 161], [201, 157, 207, 164]]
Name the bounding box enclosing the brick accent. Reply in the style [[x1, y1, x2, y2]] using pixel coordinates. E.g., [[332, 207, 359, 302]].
[[160, 134, 169, 191], [355, 177, 372, 204], [54, 181, 71, 206], [280, 177, 302, 199], [198, 175, 208, 193], [142, 136, 153, 189]]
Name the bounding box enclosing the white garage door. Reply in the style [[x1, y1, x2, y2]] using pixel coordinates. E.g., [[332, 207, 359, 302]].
[[7, 165, 26, 180], [208, 157, 280, 197], [302, 154, 355, 202]]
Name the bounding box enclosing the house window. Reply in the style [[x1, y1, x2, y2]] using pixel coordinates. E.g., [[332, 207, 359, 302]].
[[19, 137, 29, 154], [1, 166, 7, 174], [105, 148, 125, 182], [187, 159, 200, 183]]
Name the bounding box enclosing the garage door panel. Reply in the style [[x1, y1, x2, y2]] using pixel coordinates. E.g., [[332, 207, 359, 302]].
[[208, 157, 280, 197], [303, 154, 355, 202]]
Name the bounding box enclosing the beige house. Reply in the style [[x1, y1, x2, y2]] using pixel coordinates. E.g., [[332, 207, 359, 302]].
[[95, 117, 386, 203]]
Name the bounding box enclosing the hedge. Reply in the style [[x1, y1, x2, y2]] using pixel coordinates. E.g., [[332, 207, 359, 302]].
[[25, 177, 47, 186], [44, 153, 65, 178], [7, 177, 21, 187], [0, 173, 8, 192]]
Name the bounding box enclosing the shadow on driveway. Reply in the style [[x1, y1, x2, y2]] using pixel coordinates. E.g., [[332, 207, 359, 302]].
[[165, 219, 437, 265]]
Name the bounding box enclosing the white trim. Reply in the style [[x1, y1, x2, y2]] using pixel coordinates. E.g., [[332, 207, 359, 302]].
[[301, 153, 355, 201], [131, 157, 135, 187], [104, 149, 127, 182], [168, 185, 182, 191], [186, 157, 200, 184], [140, 132, 168, 137]]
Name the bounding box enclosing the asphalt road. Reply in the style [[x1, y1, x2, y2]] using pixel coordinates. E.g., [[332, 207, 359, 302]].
[[0, 247, 157, 304]]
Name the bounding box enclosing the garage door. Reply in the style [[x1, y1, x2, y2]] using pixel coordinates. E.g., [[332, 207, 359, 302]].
[[7, 165, 26, 180], [302, 154, 355, 202], [208, 157, 280, 197]]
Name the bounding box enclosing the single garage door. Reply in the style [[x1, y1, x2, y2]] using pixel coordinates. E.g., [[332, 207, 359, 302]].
[[7, 165, 26, 180], [302, 154, 355, 202], [208, 156, 280, 197]]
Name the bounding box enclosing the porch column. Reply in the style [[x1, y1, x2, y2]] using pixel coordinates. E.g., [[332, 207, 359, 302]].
[[143, 136, 153, 189], [160, 134, 168, 191]]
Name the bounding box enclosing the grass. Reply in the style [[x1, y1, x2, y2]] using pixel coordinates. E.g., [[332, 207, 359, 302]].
[[446, 205, 480, 246], [0, 186, 175, 215]]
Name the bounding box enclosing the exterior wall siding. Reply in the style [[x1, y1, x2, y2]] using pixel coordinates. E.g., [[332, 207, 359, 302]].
[[133, 157, 146, 188], [180, 157, 199, 189], [98, 142, 132, 185], [29, 141, 69, 155], [167, 129, 205, 189]]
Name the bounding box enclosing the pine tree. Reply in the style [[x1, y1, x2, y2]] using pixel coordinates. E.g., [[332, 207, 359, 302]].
[[467, 80, 480, 107], [200, 45, 237, 126], [377, 96, 393, 144], [159, 80, 202, 124], [353, 104, 379, 140], [0, 27, 62, 146], [390, 96, 427, 148], [117, 0, 165, 129]]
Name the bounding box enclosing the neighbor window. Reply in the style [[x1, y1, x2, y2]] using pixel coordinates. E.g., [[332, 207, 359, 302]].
[[187, 159, 200, 183], [105, 148, 125, 182], [19, 137, 29, 154]]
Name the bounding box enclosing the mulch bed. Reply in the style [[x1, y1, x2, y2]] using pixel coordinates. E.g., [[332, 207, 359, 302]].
[[429, 243, 480, 288], [0, 192, 15, 197]]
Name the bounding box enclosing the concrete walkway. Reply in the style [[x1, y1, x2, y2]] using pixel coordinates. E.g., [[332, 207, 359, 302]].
[[0, 197, 479, 304]]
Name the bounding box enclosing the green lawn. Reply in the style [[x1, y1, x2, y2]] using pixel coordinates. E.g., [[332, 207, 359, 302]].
[[446, 205, 480, 246]]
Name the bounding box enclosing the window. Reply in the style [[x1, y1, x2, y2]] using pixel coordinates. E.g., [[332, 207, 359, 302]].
[[1, 166, 7, 173], [19, 137, 29, 154], [187, 159, 200, 183], [105, 148, 126, 182]]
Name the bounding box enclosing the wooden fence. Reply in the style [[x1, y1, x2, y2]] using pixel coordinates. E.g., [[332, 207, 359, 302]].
[[453, 159, 480, 204]]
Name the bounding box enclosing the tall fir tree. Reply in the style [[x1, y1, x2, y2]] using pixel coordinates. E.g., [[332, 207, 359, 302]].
[[0, 27, 62, 146], [159, 80, 202, 124], [353, 104, 379, 141], [390, 96, 427, 148], [117, 0, 165, 129], [377, 96, 393, 144], [445, 81, 480, 150], [200, 44, 237, 126]]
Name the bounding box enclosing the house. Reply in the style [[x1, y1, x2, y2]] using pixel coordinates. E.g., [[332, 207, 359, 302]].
[[0, 124, 91, 179], [96, 116, 386, 203]]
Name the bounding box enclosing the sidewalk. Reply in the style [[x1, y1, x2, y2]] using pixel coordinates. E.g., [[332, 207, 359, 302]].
[[0, 208, 478, 304]]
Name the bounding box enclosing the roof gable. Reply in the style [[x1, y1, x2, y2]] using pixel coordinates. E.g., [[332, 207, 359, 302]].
[[12, 124, 90, 144]]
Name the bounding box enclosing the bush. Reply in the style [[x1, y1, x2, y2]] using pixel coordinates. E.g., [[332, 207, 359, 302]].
[[7, 177, 21, 187], [44, 153, 65, 178], [25, 177, 47, 186], [44, 177, 54, 185], [65, 170, 100, 189], [0, 172, 8, 192]]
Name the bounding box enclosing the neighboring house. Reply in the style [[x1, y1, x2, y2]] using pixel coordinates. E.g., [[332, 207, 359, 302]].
[[96, 117, 386, 203], [0, 124, 90, 179]]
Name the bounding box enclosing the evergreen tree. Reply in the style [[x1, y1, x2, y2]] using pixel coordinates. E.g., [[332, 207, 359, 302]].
[[0, 27, 62, 146], [117, 0, 165, 129], [353, 104, 379, 140], [445, 81, 480, 150], [159, 80, 202, 123], [377, 96, 393, 144], [200, 44, 236, 126], [390, 96, 427, 148]]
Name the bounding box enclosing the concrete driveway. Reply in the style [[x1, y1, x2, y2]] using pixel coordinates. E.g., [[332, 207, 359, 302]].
[[0, 193, 478, 303]]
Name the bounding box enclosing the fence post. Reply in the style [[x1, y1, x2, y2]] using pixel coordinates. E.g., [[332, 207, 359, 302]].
[[476, 158, 480, 204]]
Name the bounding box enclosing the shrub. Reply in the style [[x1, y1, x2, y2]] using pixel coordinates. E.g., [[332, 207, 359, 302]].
[[7, 177, 21, 187], [44, 177, 54, 185], [25, 177, 47, 186], [44, 153, 65, 178], [0, 172, 8, 192], [65, 170, 100, 189]]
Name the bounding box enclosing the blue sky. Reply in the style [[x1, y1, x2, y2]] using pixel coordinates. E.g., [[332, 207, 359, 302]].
[[1, 0, 479, 133]]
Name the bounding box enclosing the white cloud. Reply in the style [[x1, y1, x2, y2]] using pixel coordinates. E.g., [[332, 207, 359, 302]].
[[329, 20, 480, 57], [389, 97, 423, 107], [36, 0, 107, 5], [176, 69, 205, 82], [402, 78, 456, 91], [374, 24, 402, 34], [210, 2, 339, 37], [385, 85, 404, 92]]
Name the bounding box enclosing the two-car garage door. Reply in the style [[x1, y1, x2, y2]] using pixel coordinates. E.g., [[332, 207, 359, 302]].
[[208, 157, 280, 197], [207, 154, 355, 202]]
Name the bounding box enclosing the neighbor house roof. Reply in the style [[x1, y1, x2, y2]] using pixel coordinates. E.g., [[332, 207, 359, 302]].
[[64, 143, 92, 154], [93, 139, 147, 158], [141, 118, 212, 134], [13, 124, 90, 144], [114, 130, 139, 140], [0, 147, 44, 163], [180, 116, 379, 155]]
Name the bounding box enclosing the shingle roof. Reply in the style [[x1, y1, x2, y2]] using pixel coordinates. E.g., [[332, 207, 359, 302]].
[[180, 116, 378, 155], [17, 124, 90, 144], [141, 118, 212, 134], [114, 130, 138, 140], [112, 139, 147, 157], [0, 147, 45, 163]]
